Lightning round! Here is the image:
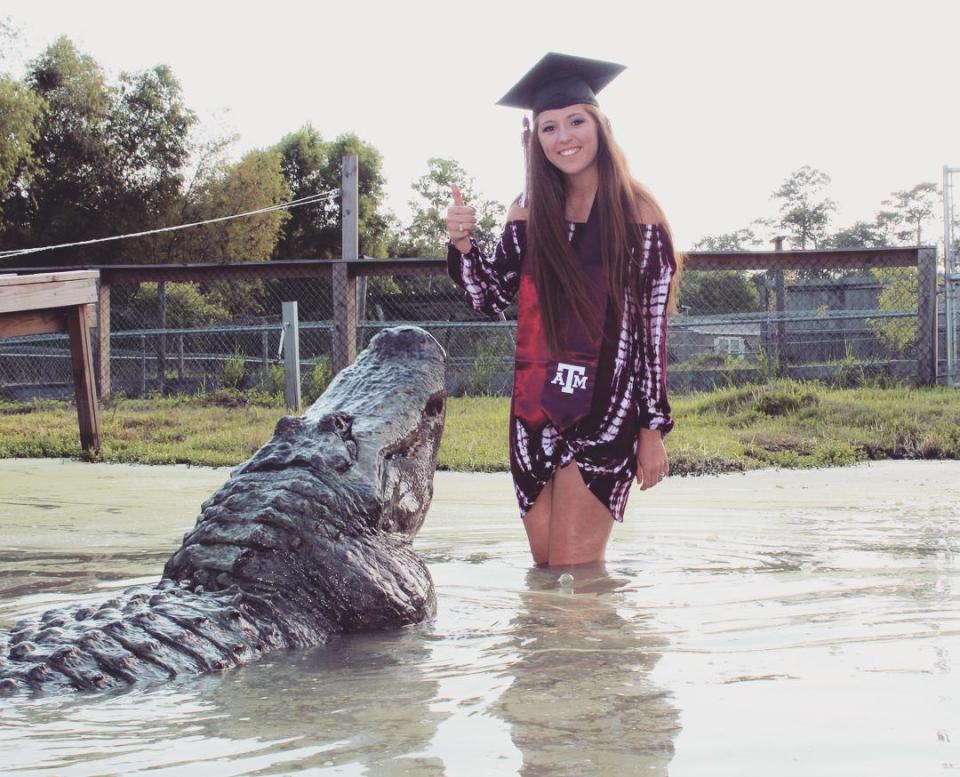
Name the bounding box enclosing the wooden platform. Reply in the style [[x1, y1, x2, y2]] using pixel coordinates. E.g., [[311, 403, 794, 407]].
[[0, 270, 101, 452]]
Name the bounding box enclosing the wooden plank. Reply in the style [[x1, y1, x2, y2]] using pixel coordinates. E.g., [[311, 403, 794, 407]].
[[0, 270, 99, 287], [65, 304, 102, 453], [0, 277, 98, 314], [97, 280, 111, 398], [332, 263, 357, 375], [0, 309, 66, 338], [0, 305, 96, 338]]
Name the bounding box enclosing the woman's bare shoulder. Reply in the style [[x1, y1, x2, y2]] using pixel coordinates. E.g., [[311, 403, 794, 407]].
[[506, 199, 528, 222]]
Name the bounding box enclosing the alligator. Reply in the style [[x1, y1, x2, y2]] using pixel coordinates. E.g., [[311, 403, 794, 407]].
[[0, 326, 446, 694]]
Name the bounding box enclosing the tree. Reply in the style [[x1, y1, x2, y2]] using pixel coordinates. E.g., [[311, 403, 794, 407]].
[[0, 76, 44, 215], [677, 271, 761, 315], [5, 37, 115, 258], [825, 221, 888, 248], [104, 65, 196, 261], [0, 37, 196, 264], [168, 148, 290, 264], [273, 124, 330, 259], [693, 228, 761, 251], [164, 148, 291, 317], [881, 182, 938, 245], [273, 127, 391, 259], [770, 166, 837, 249], [399, 157, 504, 258]]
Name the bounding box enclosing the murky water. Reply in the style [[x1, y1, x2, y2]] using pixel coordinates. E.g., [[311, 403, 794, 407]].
[[1, 459, 958, 775]]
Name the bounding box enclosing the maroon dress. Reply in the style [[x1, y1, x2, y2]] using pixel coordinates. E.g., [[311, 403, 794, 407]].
[[447, 205, 675, 522]]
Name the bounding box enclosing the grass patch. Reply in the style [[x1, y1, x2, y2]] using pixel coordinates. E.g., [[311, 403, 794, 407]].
[[1, 380, 959, 473]]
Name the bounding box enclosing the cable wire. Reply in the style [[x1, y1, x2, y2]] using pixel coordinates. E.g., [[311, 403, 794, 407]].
[[0, 189, 341, 260]]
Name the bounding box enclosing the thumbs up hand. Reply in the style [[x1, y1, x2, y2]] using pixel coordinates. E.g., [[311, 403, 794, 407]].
[[447, 184, 476, 248]]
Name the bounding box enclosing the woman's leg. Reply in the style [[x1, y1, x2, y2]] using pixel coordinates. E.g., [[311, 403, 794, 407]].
[[522, 478, 553, 566], [521, 462, 614, 567], [546, 462, 614, 566]]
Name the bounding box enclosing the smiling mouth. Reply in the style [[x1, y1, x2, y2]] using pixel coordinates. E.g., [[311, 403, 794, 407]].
[[559, 147, 581, 157]]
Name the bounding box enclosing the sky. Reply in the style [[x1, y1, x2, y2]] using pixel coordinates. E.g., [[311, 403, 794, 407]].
[[3, 0, 958, 250]]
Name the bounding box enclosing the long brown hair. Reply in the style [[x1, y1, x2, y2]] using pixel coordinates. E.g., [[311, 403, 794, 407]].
[[526, 104, 682, 352]]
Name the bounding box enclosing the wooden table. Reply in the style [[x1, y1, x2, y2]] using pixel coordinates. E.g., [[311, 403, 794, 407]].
[[0, 270, 102, 452]]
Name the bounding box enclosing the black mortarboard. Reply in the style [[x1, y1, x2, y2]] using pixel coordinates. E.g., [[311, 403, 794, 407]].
[[497, 52, 626, 115]]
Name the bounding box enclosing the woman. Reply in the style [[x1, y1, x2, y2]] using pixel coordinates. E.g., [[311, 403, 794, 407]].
[[446, 53, 679, 568]]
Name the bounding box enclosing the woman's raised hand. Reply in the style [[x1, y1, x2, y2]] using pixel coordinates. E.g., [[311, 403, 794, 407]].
[[446, 184, 476, 248]]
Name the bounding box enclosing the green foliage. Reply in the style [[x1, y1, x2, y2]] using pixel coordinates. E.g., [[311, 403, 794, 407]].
[[693, 228, 760, 251], [867, 267, 917, 357], [2, 385, 960, 472], [825, 220, 888, 248], [303, 358, 333, 404], [397, 157, 505, 258], [882, 182, 938, 245], [169, 148, 290, 263], [220, 349, 247, 390], [830, 343, 867, 388], [264, 363, 285, 396], [463, 336, 506, 396], [1, 37, 196, 262], [273, 126, 390, 259], [677, 270, 761, 315], [131, 282, 231, 327], [0, 76, 44, 200], [693, 380, 820, 417]]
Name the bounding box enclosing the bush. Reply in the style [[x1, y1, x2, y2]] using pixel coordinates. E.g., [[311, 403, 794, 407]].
[[303, 358, 333, 404], [264, 363, 285, 396], [221, 349, 247, 390]]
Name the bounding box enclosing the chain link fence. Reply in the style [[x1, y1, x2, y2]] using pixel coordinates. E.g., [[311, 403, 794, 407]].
[[0, 244, 946, 403]]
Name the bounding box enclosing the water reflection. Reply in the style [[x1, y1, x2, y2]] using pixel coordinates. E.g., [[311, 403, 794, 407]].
[[492, 564, 680, 776], [1, 626, 445, 776], [200, 628, 445, 775]]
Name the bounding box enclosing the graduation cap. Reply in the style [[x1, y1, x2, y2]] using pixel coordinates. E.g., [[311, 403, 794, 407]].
[[497, 52, 626, 116]]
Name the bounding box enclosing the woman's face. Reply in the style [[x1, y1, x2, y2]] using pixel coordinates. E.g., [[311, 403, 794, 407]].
[[536, 104, 600, 177]]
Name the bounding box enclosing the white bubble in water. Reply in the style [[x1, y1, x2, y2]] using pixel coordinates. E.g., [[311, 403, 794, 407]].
[[558, 573, 575, 587]]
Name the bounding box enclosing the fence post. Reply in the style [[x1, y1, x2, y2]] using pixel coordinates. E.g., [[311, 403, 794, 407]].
[[177, 333, 185, 382], [772, 237, 785, 376], [333, 154, 358, 374], [158, 280, 166, 394], [97, 279, 111, 398], [282, 301, 301, 413], [916, 246, 938, 385], [140, 335, 147, 395]]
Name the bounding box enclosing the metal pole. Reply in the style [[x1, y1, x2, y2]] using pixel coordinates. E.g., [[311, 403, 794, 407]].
[[773, 236, 785, 377], [158, 280, 166, 394], [177, 333, 184, 382], [140, 334, 147, 396], [282, 300, 301, 413], [944, 165, 958, 387]]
